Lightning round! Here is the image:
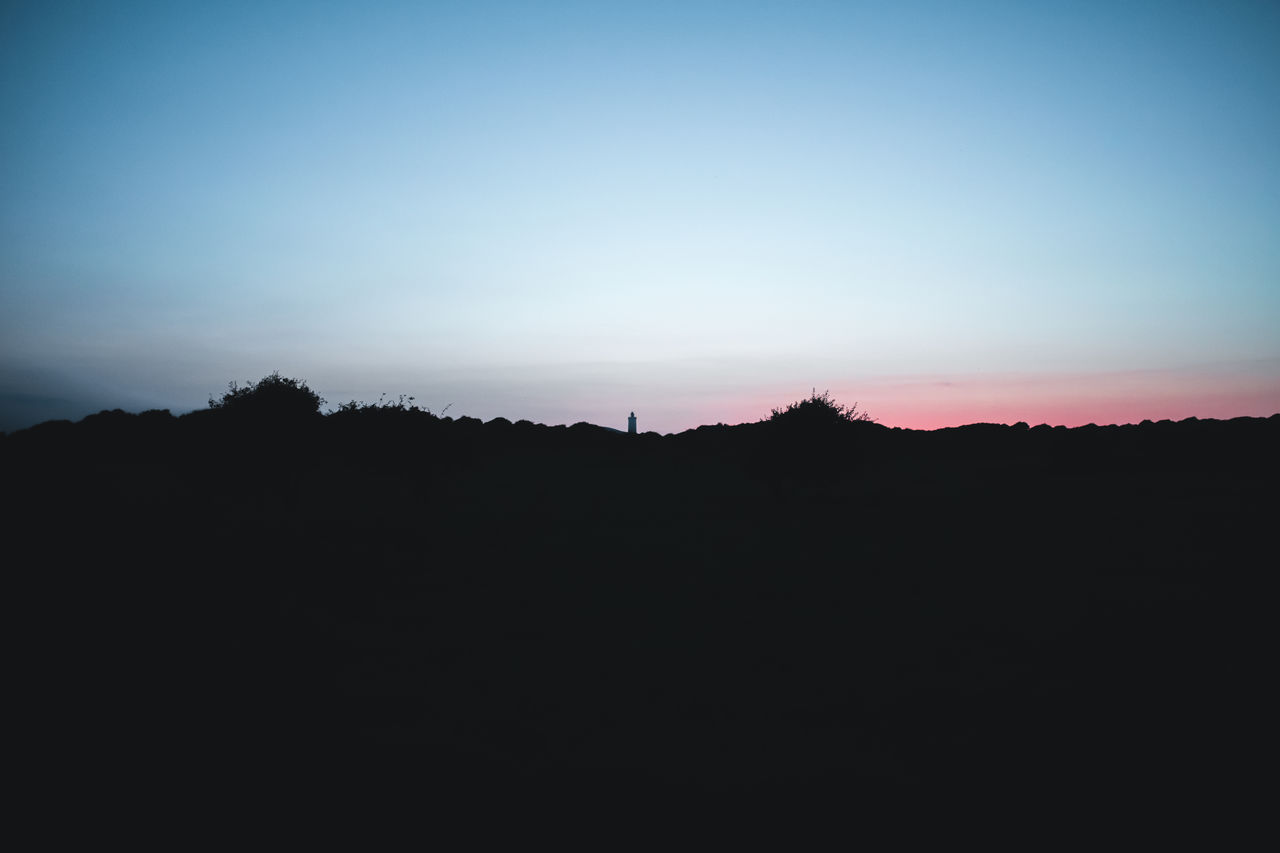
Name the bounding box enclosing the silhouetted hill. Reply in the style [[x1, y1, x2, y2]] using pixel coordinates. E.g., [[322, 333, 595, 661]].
[[4, 403, 1277, 810]]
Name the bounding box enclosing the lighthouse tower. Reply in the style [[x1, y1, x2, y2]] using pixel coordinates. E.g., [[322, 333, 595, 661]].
[[627, 411, 637, 434]]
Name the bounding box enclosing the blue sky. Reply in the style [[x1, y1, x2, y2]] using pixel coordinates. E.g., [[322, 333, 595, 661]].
[[3, 0, 1278, 432]]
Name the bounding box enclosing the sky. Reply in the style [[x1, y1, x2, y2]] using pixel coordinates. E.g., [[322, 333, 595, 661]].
[[2, 0, 1278, 434]]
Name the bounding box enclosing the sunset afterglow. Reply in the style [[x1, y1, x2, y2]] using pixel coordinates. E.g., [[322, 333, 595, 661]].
[[3, 1, 1278, 433]]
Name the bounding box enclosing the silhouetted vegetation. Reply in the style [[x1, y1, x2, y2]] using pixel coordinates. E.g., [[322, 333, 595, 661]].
[[208, 370, 324, 418], [752, 389, 878, 498], [332, 392, 431, 416], [4, 376, 1276, 809], [768, 387, 875, 425]]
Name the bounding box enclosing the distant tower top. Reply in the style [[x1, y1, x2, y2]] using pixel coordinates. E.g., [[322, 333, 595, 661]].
[[627, 411, 637, 434]]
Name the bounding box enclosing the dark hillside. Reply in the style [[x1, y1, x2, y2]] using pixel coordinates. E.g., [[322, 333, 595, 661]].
[[4, 404, 1276, 808]]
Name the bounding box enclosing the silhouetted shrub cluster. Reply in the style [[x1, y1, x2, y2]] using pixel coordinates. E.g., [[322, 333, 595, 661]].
[[331, 393, 438, 417], [767, 388, 875, 428], [208, 370, 324, 419]]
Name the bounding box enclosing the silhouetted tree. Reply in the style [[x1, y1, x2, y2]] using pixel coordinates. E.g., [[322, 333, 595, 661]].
[[208, 371, 324, 419]]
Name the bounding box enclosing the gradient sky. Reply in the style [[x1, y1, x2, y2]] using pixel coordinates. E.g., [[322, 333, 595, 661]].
[[3, 0, 1278, 433]]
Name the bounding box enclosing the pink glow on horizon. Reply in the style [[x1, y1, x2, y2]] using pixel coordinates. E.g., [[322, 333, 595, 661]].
[[705, 365, 1280, 431]]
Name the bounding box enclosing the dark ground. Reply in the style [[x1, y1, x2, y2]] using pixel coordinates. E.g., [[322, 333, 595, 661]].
[[5, 407, 1275, 816]]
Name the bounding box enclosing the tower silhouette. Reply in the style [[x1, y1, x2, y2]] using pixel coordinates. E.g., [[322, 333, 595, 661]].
[[627, 411, 637, 434]]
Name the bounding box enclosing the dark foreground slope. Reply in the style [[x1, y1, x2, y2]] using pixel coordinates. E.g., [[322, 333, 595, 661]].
[[4, 409, 1276, 810]]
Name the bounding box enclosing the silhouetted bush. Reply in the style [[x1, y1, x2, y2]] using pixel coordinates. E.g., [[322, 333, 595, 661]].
[[767, 388, 874, 429], [330, 393, 433, 416], [208, 371, 324, 419], [750, 390, 878, 500]]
